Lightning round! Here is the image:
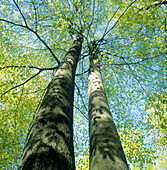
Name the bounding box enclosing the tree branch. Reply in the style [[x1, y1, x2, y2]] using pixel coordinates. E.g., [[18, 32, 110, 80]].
[[98, 0, 137, 44], [75, 83, 88, 112], [74, 105, 88, 120], [100, 56, 160, 67], [0, 18, 60, 64], [139, 0, 167, 11], [31, 0, 38, 32], [76, 68, 89, 76], [1, 70, 42, 97], [120, 57, 146, 92], [13, 0, 28, 27], [0, 65, 57, 71]]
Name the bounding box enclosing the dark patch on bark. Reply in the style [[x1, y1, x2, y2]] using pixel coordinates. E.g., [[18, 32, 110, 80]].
[[20, 148, 70, 170]]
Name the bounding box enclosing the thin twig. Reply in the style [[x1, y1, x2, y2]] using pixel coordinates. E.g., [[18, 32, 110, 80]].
[[120, 57, 146, 92], [98, 0, 137, 44], [31, 0, 38, 32], [75, 83, 88, 112], [76, 68, 89, 76], [74, 105, 88, 120], [13, 0, 28, 26]]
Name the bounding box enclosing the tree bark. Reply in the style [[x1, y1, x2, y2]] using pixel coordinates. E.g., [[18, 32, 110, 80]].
[[88, 42, 129, 170], [19, 37, 82, 170]]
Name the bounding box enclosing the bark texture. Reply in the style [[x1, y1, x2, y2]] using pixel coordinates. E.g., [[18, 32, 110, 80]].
[[19, 38, 82, 170], [88, 42, 129, 170]]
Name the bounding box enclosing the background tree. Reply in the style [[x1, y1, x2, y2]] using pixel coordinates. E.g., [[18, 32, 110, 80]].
[[0, 0, 166, 169]]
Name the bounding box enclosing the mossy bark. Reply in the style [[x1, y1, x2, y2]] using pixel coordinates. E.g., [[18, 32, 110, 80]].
[[19, 38, 82, 170], [88, 43, 129, 170]]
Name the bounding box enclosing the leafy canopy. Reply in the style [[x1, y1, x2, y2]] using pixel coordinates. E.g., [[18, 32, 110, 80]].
[[0, 0, 166, 169]]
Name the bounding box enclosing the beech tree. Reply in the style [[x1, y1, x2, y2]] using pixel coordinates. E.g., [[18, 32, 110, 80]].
[[88, 42, 129, 169], [0, 0, 166, 169], [18, 35, 83, 169]]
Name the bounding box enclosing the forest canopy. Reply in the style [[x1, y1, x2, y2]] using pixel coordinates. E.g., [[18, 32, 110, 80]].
[[0, 0, 166, 169]]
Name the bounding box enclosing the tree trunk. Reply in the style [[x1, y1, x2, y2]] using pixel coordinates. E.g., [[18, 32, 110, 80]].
[[19, 37, 82, 170], [88, 42, 129, 170]]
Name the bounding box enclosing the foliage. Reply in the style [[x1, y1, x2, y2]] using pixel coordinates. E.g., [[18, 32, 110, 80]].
[[119, 128, 157, 167], [0, 0, 166, 169], [145, 91, 167, 147], [144, 150, 167, 170], [75, 147, 89, 170]]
